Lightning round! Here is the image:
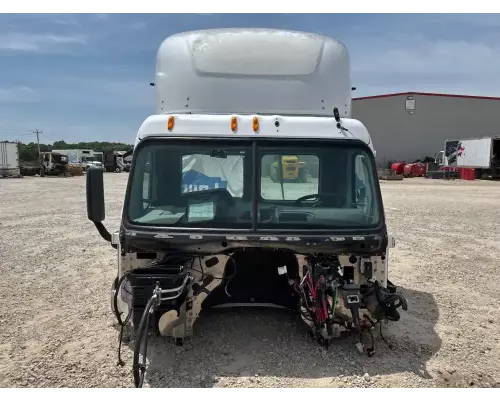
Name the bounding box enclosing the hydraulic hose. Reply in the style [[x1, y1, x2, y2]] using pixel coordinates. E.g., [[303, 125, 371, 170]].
[[132, 294, 157, 388]]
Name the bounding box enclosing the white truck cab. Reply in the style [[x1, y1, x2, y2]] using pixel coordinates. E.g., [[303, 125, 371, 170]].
[[85, 29, 406, 387]]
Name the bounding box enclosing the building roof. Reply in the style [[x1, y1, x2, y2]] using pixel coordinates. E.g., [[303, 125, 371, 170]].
[[353, 91, 500, 101]]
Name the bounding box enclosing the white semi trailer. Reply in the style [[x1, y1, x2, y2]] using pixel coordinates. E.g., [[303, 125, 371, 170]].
[[85, 29, 407, 387], [0, 141, 21, 178], [435, 136, 500, 178]]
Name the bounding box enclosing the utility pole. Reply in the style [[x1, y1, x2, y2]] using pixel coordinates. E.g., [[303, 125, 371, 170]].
[[33, 129, 42, 162]]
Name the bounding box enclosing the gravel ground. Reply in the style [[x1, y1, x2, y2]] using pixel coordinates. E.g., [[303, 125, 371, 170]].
[[1, 174, 500, 388]]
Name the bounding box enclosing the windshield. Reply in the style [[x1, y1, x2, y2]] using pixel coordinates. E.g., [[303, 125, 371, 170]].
[[128, 140, 252, 229], [53, 154, 67, 163], [126, 139, 381, 231]]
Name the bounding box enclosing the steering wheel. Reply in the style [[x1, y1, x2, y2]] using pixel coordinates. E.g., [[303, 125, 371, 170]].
[[294, 193, 339, 206]]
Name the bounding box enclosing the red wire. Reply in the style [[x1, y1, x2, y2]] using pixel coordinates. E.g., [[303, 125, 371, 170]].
[[314, 276, 329, 323], [303, 274, 331, 325]]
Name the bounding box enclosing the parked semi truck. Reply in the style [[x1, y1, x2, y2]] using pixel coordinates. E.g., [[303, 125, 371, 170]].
[[54, 149, 103, 170], [85, 28, 407, 387], [435, 136, 500, 178], [103, 150, 126, 172], [40, 152, 69, 177]]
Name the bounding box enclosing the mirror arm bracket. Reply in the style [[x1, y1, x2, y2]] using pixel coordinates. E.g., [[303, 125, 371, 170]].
[[93, 221, 117, 249]]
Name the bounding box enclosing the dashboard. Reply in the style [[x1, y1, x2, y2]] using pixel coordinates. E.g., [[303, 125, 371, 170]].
[[182, 188, 372, 227]]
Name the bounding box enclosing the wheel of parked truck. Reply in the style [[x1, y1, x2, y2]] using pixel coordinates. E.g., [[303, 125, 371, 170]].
[[115, 167, 121, 173], [298, 168, 311, 183], [270, 164, 279, 183]]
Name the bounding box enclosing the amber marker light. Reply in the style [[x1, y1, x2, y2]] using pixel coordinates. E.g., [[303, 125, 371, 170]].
[[253, 116, 259, 132], [231, 116, 238, 132], [167, 116, 175, 131]]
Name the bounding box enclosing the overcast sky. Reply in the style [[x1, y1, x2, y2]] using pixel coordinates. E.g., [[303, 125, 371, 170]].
[[1, 13, 499, 144]]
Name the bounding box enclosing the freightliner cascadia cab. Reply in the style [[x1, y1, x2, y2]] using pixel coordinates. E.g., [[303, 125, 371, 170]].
[[85, 29, 406, 388]]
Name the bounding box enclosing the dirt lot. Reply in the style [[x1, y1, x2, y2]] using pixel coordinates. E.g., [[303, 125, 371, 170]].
[[1, 174, 499, 388]]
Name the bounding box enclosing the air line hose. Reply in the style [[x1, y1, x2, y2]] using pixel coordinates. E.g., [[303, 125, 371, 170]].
[[132, 294, 157, 388], [114, 271, 133, 326], [114, 271, 134, 366]]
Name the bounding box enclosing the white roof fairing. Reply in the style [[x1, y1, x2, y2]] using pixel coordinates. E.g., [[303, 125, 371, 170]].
[[154, 29, 352, 117]]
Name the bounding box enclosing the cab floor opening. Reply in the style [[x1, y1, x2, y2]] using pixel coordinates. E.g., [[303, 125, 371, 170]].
[[201, 248, 300, 310]]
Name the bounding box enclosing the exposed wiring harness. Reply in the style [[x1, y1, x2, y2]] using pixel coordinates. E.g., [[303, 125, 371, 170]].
[[115, 252, 406, 385], [293, 256, 407, 355], [293, 268, 346, 349], [113, 253, 196, 368], [363, 313, 393, 350], [185, 255, 238, 298], [223, 256, 237, 298], [116, 253, 238, 387], [186, 257, 227, 280]]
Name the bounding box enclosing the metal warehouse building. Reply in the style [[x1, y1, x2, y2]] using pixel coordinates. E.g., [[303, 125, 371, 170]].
[[351, 92, 500, 167]]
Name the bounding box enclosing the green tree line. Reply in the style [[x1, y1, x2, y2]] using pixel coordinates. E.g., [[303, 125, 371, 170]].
[[16, 140, 133, 163]]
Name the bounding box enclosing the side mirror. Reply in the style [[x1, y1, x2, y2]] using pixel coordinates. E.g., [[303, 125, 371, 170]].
[[86, 167, 105, 222], [86, 167, 114, 244]]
